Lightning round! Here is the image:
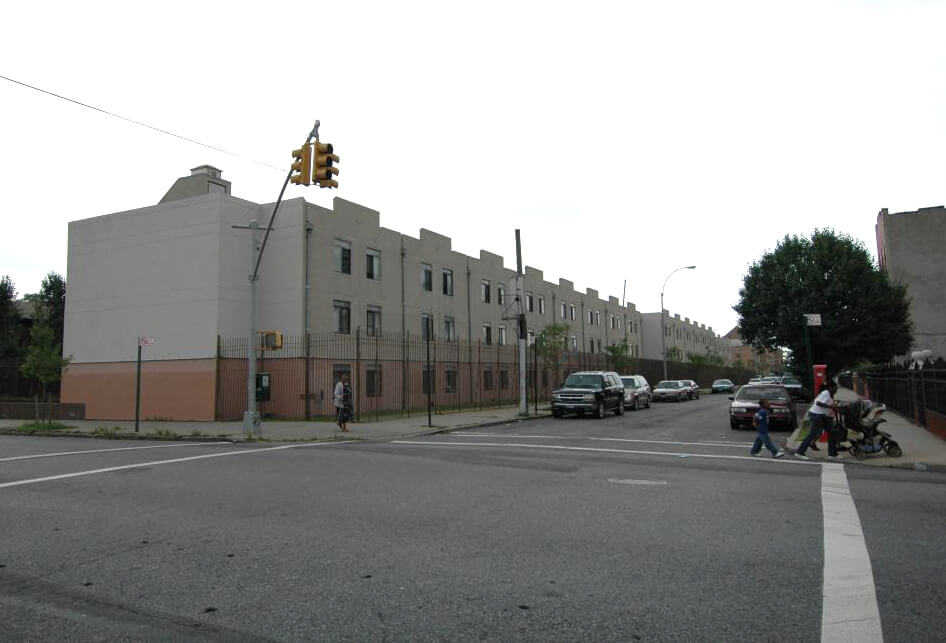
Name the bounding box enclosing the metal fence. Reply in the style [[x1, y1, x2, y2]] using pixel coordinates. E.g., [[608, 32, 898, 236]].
[[215, 331, 755, 421], [857, 365, 946, 429]]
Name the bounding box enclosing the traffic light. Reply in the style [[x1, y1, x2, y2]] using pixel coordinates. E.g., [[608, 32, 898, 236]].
[[312, 142, 339, 188], [290, 143, 311, 186]]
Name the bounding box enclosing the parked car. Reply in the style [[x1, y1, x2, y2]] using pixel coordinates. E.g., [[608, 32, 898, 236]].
[[652, 380, 689, 402], [729, 384, 797, 430], [711, 379, 734, 394], [778, 375, 811, 403], [552, 371, 625, 419], [681, 379, 700, 399], [748, 376, 763, 384], [619, 374, 652, 410]]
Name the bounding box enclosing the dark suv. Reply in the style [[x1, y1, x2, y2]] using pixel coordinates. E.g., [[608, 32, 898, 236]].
[[552, 371, 625, 419]]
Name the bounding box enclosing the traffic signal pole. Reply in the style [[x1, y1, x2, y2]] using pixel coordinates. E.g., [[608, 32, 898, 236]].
[[516, 230, 528, 416], [232, 120, 322, 437]]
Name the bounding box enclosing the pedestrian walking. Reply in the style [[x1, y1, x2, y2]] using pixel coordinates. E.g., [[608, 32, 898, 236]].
[[795, 380, 838, 460], [334, 373, 353, 432], [751, 398, 786, 458]]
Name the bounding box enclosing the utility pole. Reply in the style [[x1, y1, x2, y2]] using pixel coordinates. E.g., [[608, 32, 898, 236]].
[[515, 230, 528, 416], [231, 120, 334, 437]]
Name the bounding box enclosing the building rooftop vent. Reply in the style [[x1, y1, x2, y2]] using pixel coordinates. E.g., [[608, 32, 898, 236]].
[[191, 165, 222, 179]]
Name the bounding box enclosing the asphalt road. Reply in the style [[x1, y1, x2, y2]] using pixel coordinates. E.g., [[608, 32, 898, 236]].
[[2, 394, 944, 641]]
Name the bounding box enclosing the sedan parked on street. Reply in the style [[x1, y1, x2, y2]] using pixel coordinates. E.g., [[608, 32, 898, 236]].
[[729, 384, 797, 430], [681, 379, 700, 399], [652, 380, 689, 402], [711, 379, 734, 394], [619, 374, 652, 410]]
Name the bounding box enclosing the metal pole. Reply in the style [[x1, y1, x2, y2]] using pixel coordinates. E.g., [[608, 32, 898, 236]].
[[426, 323, 432, 427], [661, 291, 667, 381], [244, 220, 260, 436], [803, 319, 813, 391], [135, 342, 142, 432], [515, 229, 527, 416]]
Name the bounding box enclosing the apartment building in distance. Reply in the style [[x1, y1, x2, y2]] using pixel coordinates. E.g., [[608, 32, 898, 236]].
[[62, 166, 649, 420], [876, 205, 946, 360], [639, 312, 728, 364], [724, 327, 784, 374]]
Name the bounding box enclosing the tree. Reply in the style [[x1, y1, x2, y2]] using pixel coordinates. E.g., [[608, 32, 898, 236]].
[[26, 272, 66, 347], [605, 339, 634, 373], [20, 324, 72, 422], [688, 352, 725, 367], [0, 275, 23, 359], [734, 229, 912, 377], [536, 323, 570, 386]]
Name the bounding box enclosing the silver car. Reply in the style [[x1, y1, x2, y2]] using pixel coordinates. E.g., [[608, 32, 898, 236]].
[[619, 374, 652, 410], [652, 380, 689, 402], [681, 379, 700, 400]]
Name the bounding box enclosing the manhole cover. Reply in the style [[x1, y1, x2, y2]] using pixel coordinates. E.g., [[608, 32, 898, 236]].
[[608, 478, 668, 486]]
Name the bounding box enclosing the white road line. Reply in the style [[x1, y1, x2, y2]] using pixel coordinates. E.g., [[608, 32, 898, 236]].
[[0, 442, 227, 463], [391, 440, 813, 464], [820, 464, 884, 642], [0, 441, 353, 490], [448, 434, 754, 448]]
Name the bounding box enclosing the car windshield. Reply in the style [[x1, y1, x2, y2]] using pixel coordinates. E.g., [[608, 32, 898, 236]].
[[620, 377, 635, 387], [656, 381, 679, 389], [735, 386, 789, 401], [713, 379, 732, 386], [563, 374, 603, 389]]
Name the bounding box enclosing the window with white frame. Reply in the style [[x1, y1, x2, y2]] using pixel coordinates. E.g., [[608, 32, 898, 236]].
[[334, 239, 351, 274], [560, 302, 567, 319], [333, 300, 350, 334], [570, 305, 576, 320], [538, 297, 545, 315], [366, 249, 381, 280], [442, 268, 454, 295], [421, 313, 433, 340], [421, 263, 433, 292], [526, 292, 534, 313], [570, 335, 577, 350], [498, 325, 507, 346], [443, 316, 456, 342], [481, 280, 491, 303], [595, 311, 600, 326], [366, 305, 382, 336], [482, 323, 492, 345], [589, 309, 594, 324], [497, 284, 504, 306]]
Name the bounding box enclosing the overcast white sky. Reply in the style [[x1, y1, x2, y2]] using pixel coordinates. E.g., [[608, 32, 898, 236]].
[[2, 0, 943, 335]]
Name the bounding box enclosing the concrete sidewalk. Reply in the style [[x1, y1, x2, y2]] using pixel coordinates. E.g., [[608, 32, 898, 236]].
[[0, 405, 550, 443], [807, 388, 946, 471]]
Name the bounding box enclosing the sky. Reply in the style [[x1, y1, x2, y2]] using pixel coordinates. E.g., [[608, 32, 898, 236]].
[[2, 0, 944, 336]]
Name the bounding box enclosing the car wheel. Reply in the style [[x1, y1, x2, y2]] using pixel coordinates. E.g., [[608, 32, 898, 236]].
[[552, 409, 563, 418], [730, 419, 738, 429], [679, 393, 685, 402], [596, 401, 606, 419], [616, 401, 624, 416], [633, 398, 640, 412], [645, 396, 651, 408]]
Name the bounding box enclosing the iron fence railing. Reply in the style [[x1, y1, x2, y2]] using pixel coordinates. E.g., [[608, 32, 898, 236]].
[[859, 367, 946, 428], [214, 331, 755, 421]]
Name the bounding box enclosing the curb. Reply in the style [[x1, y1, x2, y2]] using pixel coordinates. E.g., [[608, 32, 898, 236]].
[[0, 428, 237, 443]]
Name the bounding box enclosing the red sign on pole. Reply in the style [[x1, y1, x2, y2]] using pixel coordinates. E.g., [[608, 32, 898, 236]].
[[138, 336, 155, 347]]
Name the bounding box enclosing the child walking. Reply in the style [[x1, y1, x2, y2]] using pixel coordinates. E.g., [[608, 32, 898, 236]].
[[751, 398, 786, 458]]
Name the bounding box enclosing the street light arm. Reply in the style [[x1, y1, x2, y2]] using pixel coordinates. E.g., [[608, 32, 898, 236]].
[[661, 265, 697, 299]]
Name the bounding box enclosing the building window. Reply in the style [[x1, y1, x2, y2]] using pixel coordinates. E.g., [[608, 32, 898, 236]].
[[595, 311, 600, 326], [538, 297, 545, 315], [442, 268, 454, 295], [366, 249, 381, 280], [497, 285, 505, 306], [482, 323, 492, 345], [366, 364, 382, 397], [527, 329, 535, 345], [526, 292, 534, 313], [421, 263, 433, 292], [481, 280, 491, 303], [570, 335, 577, 350], [445, 367, 458, 393], [334, 300, 350, 334], [483, 368, 494, 390], [334, 239, 351, 274], [366, 305, 381, 336], [560, 302, 567, 319], [421, 313, 433, 340], [500, 369, 509, 390], [443, 316, 456, 342], [590, 340, 595, 354], [597, 339, 602, 352], [498, 325, 507, 346], [570, 305, 576, 321], [609, 315, 615, 330], [589, 309, 594, 324]]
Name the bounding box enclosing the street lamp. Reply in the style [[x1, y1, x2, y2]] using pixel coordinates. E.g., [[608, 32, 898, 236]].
[[661, 265, 696, 381]]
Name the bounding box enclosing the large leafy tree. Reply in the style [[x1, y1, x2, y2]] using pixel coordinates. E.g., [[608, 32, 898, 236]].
[[0, 275, 23, 359], [734, 230, 912, 377], [26, 272, 66, 346]]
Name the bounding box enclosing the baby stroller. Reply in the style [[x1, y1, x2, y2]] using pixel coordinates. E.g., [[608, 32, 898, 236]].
[[838, 400, 902, 460]]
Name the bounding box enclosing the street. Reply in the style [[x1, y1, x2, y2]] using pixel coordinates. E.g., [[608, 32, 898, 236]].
[[2, 395, 945, 642]]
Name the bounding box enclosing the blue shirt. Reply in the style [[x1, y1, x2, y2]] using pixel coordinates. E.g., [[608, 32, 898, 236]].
[[754, 408, 769, 431]]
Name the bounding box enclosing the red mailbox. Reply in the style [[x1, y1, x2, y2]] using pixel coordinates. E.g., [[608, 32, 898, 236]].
[[813, 364, 828, 394]]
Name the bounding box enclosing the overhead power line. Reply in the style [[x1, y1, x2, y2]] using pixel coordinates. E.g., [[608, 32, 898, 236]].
[[0, 73, 284, 172]]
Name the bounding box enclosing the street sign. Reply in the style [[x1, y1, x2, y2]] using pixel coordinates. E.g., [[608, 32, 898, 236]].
[[138, 336, 155, 346], [804, 314, 822, 327]]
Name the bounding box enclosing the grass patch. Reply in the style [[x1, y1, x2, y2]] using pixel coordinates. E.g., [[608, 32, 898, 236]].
[[18, 421, 73, 433], [151, 428, 179, 440], [92, 425, 122, 439]]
